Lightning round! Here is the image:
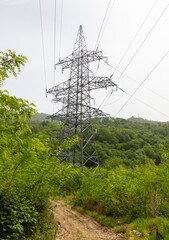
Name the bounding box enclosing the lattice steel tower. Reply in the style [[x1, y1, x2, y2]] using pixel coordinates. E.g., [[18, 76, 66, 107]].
[[47, 25, 116, 174]]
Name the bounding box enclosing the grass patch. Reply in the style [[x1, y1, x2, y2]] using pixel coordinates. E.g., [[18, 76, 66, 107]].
[[114, 225, 127, 233], [126, 217, 169, 240], [73, 205, 116, 228]]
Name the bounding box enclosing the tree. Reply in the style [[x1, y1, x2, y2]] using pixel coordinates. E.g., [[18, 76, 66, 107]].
[[0, 50, 36, 187], [0, 50, 80, 239], [0, 50, 27, 86]]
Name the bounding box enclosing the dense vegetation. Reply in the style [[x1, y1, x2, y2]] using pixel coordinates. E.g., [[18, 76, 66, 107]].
[[30, 116, 169, 238], [31, 116, 169, 168], [94, 117, 169, 167], [0, 51, 80, 239], [1, 50, 169, 239]]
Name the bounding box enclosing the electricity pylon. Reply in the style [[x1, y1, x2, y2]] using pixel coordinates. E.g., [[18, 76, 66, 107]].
[[47, 25, 116, 174]]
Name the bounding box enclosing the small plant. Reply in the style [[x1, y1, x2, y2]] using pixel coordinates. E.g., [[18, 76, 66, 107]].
[[114, 225, 127, 233], [125, 217, 169, 239]]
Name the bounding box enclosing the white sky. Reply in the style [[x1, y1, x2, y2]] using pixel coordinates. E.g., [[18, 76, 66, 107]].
[[0, 0, 169, 121]]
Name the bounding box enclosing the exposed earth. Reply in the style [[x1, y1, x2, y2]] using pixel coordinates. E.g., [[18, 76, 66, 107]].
[[51, 200, 124, 240]]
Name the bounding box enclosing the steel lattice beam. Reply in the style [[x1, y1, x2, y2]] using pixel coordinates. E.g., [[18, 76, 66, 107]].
[[47, 25, 117, 174]]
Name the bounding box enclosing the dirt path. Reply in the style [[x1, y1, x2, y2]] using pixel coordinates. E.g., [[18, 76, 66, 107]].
[[51, 200, 124, 240]]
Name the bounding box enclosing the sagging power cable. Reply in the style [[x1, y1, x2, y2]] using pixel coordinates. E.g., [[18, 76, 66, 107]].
[[94, 0, 112, 50], [115, 3, 169, 84], [59, 0, 64, 60], [98, 3, 169, 109], [114, 0, 159, 73], [115, 51, 169, 117], [96, 0, 116, 49], [39, 0, 47, 92], [53, 0, 57, 86]]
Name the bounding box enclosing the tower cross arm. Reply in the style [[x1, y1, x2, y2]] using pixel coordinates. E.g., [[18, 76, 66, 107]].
[[55, 50, 107, 71], [47, 84, 64, 95], [84, 50, 107, 63], [52, 96, 66, 104], [55, 54, 73, 70], [91, 107, 109, 117], [47, 79, 72, 97], [88, 76, 117, 91]]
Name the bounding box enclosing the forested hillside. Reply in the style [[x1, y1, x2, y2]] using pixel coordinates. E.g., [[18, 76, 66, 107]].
[[94, 117, 169, 167], [31, 116, 169, 168]]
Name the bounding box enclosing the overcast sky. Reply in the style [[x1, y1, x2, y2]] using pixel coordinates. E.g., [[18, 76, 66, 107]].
[[1, 0, 169, 121]]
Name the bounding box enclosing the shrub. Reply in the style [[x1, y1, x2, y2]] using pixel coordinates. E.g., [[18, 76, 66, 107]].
[[0, 188, 42, 239]]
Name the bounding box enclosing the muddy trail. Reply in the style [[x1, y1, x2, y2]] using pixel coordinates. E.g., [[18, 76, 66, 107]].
[[51, 200, 124, 240]]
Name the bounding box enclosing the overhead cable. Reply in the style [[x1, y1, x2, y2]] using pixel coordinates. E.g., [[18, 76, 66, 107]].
[[114, 0, 158, 72], [59, 0, 64, 60], [39, 0, 47, 90], [53, 0, 57, 86], [97, 0, 166, 109], [95, 92, 126, 107], [94, 0, 112, 50], [115, 3, 169, 84], [97, 0, 116, 48], [102, 59, 169, 104], [125, 90, 169, 119], [98, 3, 169, 109], [115, 51, 169, 117]]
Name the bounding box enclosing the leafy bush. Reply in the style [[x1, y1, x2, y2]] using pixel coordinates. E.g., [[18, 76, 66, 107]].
[[0, 188, 41, 239], [74, 160, 169, 222], [126, 217, 169, 239], [0, 51, 81, 239]]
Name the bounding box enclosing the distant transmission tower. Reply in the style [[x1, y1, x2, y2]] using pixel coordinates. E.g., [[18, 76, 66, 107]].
[[47, 25, 116, 174]]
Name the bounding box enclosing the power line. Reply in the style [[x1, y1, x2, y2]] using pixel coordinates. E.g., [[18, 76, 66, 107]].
[[115, 3, 169, 84], [96, 92, 126, 107], [97, 84, 169, 119], [97, 71, 116, 109], [126, 91, 169, 119], [98, 3, 169, 109], [39, 0, 47, 89], [59, 0, 64, 60], [102, 59, 169, 105], [96, 82, 169, 119], [53, 0, 57, 86], [114, 0, 158, 73], [97, 0, 116, 48], [94, 0, 112, 50], [115, 51, 169, 117], [98, 88, 113, 109]]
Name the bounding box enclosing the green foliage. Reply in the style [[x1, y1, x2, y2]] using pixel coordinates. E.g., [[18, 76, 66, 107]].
[[74, 161, 169, 222], [29, 117, 169, 169], [2, 49, 169, 239], [94, 117, 167, 167], [114, 225, 126, 233], [126, 217, 169, 239], [0, 189, 40, 239], [0, 50, 80, 239], [0, 90, 35, 125], [0, 50, 27, 86], [72, 148, 169, 239], [74, 206, 116, 227], [26, 204, 57, 240]]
